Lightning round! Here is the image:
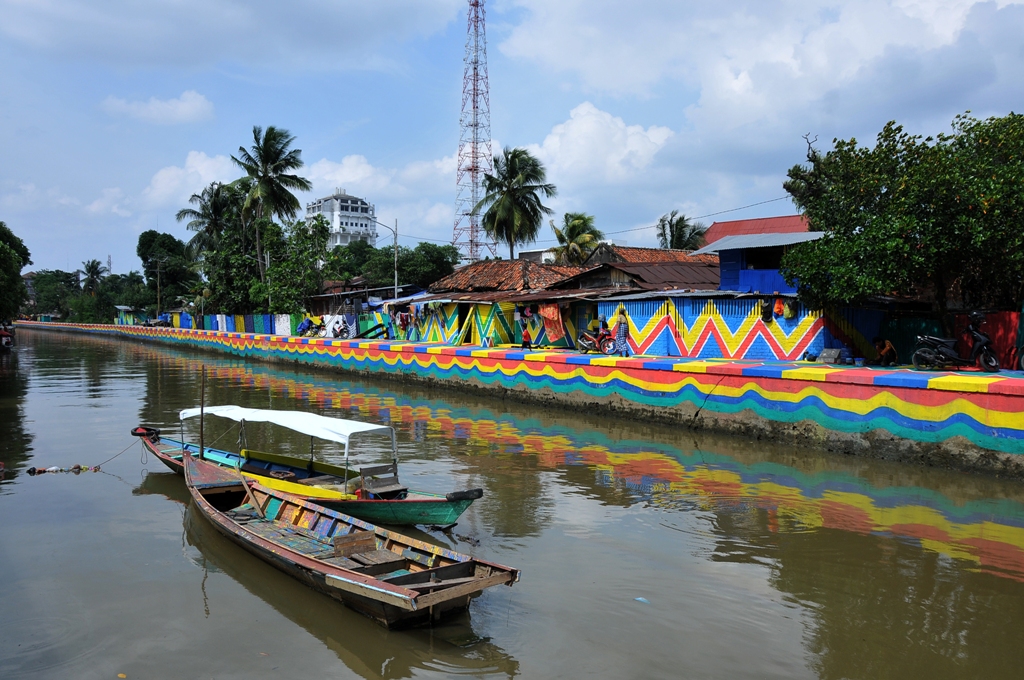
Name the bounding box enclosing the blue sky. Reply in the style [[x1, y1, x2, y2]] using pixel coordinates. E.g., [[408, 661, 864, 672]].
[[3, 0, 1024, 273]]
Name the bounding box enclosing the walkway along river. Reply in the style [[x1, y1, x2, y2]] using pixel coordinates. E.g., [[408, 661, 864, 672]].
[[16, 321, 1024, 477], [2, 329, 1024, 678]]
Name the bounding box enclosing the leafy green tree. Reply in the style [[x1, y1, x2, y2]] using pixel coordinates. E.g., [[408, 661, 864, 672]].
[[136, 231, 200, 315], [474, 147, 557, 260], [31, 270, 80, 319], [550, 212, 603, 265], [0, 221, 32, 320], [105, 271, 152, 312], [327, 239, 376, 282], [782, 113, 1024, 321], [656, 210, 706, 250], [232, 126, 312, 283], [362, 242, 462, 290], [262, 215, 331, 313]]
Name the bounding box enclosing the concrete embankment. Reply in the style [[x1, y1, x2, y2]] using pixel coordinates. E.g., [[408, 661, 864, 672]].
[[17, 321, 1024, 478]]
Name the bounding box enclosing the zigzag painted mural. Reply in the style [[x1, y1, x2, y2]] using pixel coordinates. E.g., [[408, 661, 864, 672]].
[[17, 322, 1024, 460], [595, 297, 882, 360], [113, 342, 1024, 583]]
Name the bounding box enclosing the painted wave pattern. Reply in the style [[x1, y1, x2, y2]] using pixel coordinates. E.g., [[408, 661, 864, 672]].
[[26, 323, 1024, 455], [128, 347, 1024, 584]]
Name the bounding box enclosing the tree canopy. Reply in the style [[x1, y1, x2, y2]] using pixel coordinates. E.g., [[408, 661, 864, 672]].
[[0, 221, 32, 321], [474, 147, 557, 260], [782, 113, 1024, 317]]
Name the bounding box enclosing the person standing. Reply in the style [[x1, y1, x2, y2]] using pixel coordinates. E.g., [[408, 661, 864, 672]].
[[614, 309, 630, 357]]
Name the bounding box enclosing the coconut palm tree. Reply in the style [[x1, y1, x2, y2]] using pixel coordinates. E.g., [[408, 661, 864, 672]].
[[232, 125, 312, 282], [176, 182, 233, 259], [656, 210, 706, 250], [473, 147, 557, 260], [80, 259, 108, 295], [550, 212, 604, 266]]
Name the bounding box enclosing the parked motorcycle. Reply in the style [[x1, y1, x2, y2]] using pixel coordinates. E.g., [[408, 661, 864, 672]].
[[578, 327, 616, 354], [912, 312, 999, 372]]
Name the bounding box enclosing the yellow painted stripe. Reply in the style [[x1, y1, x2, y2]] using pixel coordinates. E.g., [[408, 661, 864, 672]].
[[926, 375, 1004, 393], [781, 367, 843, 382]]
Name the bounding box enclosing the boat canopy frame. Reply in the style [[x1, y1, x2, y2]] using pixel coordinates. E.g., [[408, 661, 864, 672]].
[[179, 405, 398, 477]]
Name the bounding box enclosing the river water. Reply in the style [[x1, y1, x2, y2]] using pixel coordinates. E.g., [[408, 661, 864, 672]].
[[2, 329, 1024, 679]]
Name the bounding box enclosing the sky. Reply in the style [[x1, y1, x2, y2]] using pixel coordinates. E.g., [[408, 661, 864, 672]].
[[2, 0, 1024, 274]]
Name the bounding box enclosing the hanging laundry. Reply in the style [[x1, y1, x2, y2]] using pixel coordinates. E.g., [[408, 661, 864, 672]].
[[539, 303, 564, 342]]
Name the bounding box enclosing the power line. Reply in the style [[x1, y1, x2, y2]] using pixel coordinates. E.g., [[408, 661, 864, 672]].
[[530, 195, 793, 244], [371, 195, 793, 249]]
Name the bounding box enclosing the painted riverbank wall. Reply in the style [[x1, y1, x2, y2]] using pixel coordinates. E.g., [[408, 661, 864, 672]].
[[16, 321, 1024, 477]]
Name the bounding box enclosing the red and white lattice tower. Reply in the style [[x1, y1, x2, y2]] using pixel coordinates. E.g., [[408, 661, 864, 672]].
[[452, 0, 495, 261]]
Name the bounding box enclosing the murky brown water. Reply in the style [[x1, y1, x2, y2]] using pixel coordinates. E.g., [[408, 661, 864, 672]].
[[3, 329, 1024, 679]]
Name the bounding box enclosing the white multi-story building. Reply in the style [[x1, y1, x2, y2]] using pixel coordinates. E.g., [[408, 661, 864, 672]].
[[305, 188, 378, 248]]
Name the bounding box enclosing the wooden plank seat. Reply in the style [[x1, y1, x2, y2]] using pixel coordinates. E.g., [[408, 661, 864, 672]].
[[360, 463, 408, 498], [350, 549, 406, 568]]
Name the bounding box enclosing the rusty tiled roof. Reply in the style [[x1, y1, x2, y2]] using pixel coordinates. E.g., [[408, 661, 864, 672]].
[[703, 215, 808, 245], [583, 243, 719, 266], [428, 259, 583, 293]]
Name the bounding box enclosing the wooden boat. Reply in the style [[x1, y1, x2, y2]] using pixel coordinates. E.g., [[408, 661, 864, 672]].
[[183, 453, 519, 628], [134, 405, 482, 526]]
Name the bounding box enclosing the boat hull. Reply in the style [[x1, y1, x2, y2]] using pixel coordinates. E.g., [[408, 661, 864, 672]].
[[183, 454, 518, 628], [142, 435, 478, 526]]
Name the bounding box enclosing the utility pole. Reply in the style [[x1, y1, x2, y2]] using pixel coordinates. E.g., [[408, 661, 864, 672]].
[[393, 219, 398, 301]]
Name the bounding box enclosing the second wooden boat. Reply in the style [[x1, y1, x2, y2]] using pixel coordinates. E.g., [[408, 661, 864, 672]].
[[134, 405, 482, 526]]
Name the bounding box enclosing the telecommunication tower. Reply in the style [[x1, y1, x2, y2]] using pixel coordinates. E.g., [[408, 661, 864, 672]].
[[452, 0, 495, 261]]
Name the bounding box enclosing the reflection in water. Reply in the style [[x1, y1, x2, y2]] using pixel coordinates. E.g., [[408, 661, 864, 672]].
[[0, 351, 33, 486], [15, 329, 1024, 679], [119, 337, 1024, 584], [133, 470, 520, 678]]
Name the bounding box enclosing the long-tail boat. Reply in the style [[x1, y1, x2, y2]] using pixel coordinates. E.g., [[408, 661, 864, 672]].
[[133, 405, 482, 526], [183, 453, 519, 628]]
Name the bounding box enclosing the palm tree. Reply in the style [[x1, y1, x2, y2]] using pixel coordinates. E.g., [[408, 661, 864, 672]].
[[473, 147, 557, 260], [656, 210, 706, 250], [550, 212, 604, 266], [176, 182, 233, 259], [232, 125, 312, 282], [80, 259, 108, 295]]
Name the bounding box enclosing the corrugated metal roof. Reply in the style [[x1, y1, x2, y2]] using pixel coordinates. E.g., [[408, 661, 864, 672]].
[[608, 262, 720, 289], [703, 215, 808, 244], [691, 232, 823, 255]]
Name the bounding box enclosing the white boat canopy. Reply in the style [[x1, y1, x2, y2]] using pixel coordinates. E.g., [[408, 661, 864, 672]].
[[179, 405, 396, 460]]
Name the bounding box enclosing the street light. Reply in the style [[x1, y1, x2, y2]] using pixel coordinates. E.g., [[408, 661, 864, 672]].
[[370, 220, 397, 301]]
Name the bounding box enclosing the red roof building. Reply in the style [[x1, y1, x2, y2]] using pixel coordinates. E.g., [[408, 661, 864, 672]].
[[428, 259, 582, 293], [702, 215, 808, 245], [582, 243, 719, 266]]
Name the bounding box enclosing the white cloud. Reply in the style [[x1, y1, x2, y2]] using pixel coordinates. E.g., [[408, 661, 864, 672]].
[[306, 156, 395, 197], [101, 90, 213, 124], [86, 188, 131, 217], [1, 183, 80, 212], [528, 102, 673, 184], [142, 151, 236, 208]]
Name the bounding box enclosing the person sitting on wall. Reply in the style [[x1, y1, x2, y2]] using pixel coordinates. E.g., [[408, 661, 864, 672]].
[[870, 336, 899, 366]]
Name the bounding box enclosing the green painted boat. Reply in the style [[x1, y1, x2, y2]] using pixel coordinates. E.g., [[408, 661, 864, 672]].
[[133, 405, 482, 527]]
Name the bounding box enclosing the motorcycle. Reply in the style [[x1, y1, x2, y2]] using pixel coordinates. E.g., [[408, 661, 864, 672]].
[[912, 311, 999, 372], [578, 327, 616, 354]]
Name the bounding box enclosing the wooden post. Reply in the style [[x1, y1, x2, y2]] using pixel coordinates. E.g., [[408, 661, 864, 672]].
[[199, 366, 206, 460]]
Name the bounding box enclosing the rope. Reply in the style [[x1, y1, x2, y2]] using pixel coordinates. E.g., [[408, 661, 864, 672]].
[[94, 438, 140, 468]]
